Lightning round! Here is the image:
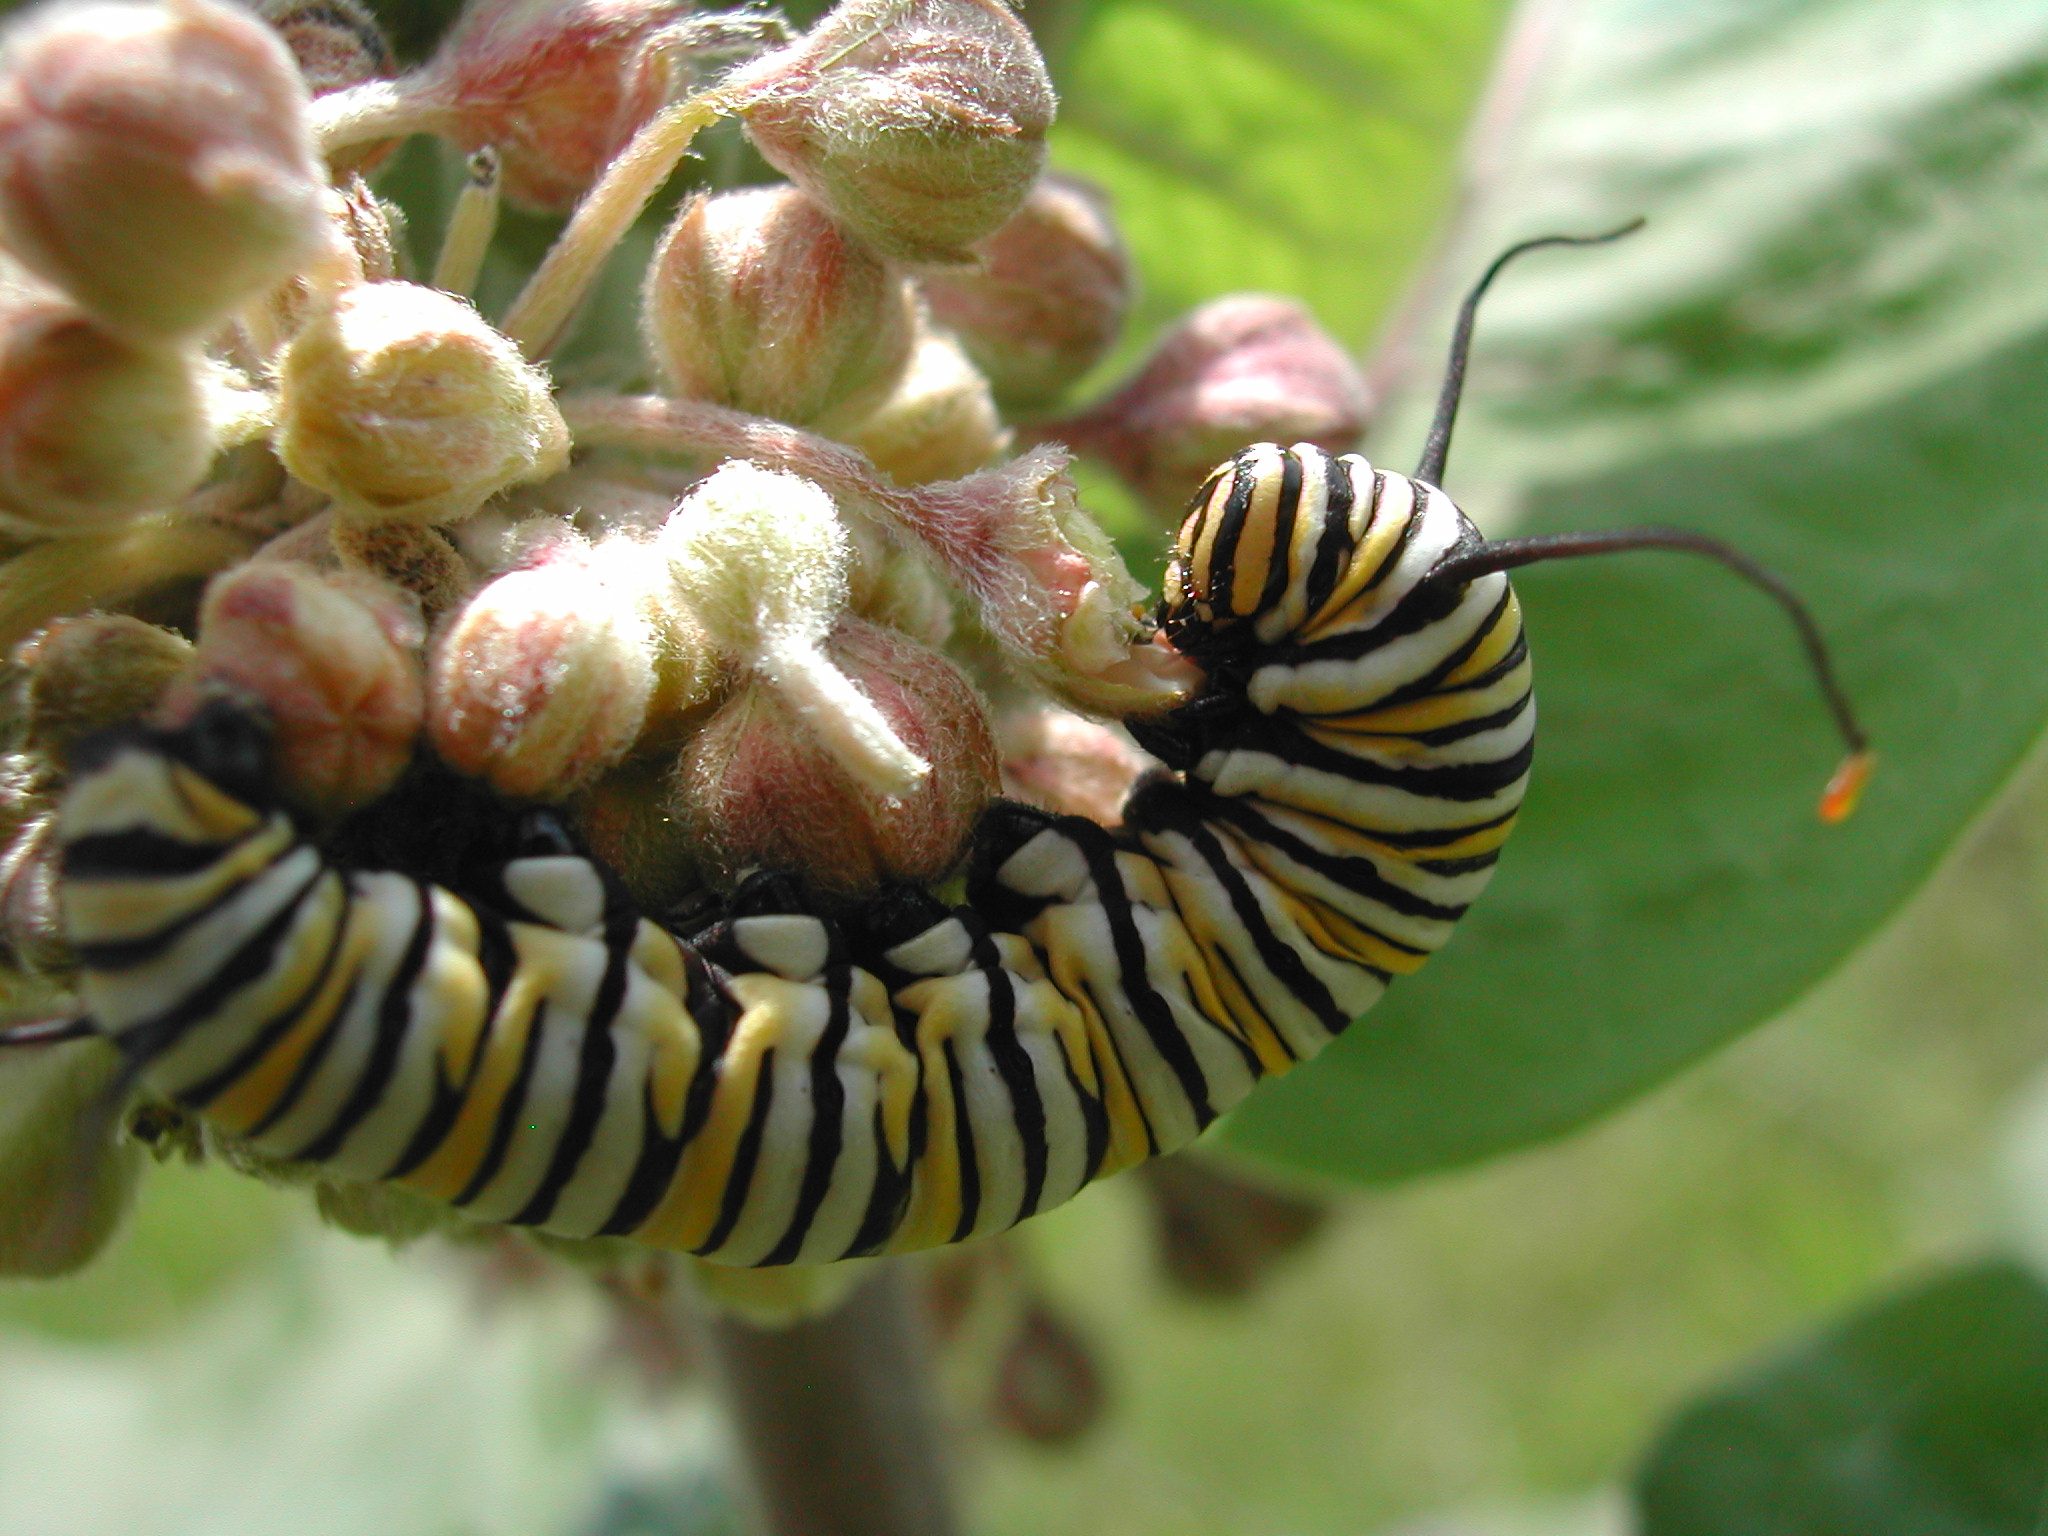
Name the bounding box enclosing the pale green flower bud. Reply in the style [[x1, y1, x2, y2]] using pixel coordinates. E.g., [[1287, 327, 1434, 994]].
[[13, 611, 191, 759], [730, 0, 1054, 267], [848, 322, 1008, 484], [276, 281, 570, 526], [0, 0, 330, 341], [643, 186, 916, 431], [0, 296, 213, 533], [0, 1034, 140, 1278]]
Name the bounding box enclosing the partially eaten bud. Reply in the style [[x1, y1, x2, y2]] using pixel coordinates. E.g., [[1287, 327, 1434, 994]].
[[174, 560, 425, 814], [644, 186, 917, 431], [1043, 294, 1369, 516], [998, 706, 1147, 825], [428, 551, 657, 800], [0, 0, 330, 341], [276, 281, 570, 526], [919, 173, 1130, 414], [676, 616, 998, 895], [417, 0, 770, 212], [906, 446, 1196, 713], [0, 298, 213, 532], [849, 323, 1009, 484], [730, 0, 1054, 266]]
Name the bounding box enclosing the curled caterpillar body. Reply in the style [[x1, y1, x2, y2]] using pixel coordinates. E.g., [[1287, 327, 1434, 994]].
[[52, 443, 1526, 1265]]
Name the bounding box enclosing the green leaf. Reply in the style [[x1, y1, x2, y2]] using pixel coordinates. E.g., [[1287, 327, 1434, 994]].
[[1634, 1259, 2048, 1536], [1049, 0, 1506, 353], [1220, 0, 2048, 1179]]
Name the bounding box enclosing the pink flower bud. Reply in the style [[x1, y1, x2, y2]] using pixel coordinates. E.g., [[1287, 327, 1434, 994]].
[[676, 616, 998, 896], [730, 0, 1054, 267], [417, 0, 760, 213], [0, 296, 213, 532], [574, 749, 700, 913], [428, 552, 657, 800], [919, 172, 1130, 413], [175, 560, 425, 814], [276, 281, 570, 526], [998, 705, 1147, 825], [0, 0, 330, 341], [643, 186, 917, 431], [1041, 294, 1370, 516]]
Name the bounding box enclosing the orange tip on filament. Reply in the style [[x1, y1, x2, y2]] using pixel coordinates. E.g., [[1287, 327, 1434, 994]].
[[1818, 750, 1874, 825]]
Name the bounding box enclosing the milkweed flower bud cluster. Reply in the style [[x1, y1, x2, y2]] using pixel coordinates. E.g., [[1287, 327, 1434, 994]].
[[0, 0, 1368, 1272]]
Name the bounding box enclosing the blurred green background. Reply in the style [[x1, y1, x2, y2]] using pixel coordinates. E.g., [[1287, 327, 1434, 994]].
[[9, 0, 2048, 1531]]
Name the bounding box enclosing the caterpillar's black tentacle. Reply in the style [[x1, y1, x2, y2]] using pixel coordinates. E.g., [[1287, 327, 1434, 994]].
[[54, 441, 1526, 1265], [1413, 218, 1645, 489]]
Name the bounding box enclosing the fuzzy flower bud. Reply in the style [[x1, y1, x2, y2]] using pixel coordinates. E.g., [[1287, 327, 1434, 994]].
[[14, 612, 191, 759], [428, 551, 657, 800], [276, 281, 570, 526], [0, 0, 330, 341], [1042, 294, 1370, 516], [255, 0, 391, 96], [416, 0, 767, 213], [730, 0, 1054, 267], [0, 297, 213, 532], [919, 172, 1130, 414], [677, 616, 998, 895], [644, 186, 916, 432], [655, 459, 927, 797], [0, 1035, 140, 1278], [175, 560, 425, 814], [849, 323, 1008, 484]]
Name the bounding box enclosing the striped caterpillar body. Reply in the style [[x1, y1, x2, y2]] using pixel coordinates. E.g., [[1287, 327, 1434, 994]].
[[53, 441, 1526, 1266]]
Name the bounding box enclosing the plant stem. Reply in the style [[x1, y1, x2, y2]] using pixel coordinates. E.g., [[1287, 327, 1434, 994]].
[[694, 1260, 961, 1536]]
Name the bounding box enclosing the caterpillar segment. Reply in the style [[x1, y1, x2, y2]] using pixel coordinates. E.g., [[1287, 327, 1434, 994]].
[[52, 442, 1528, 1265]]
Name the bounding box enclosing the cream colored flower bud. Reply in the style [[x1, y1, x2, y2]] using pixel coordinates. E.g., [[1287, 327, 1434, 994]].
[[179, 560, 424, 814], [644, 186, 916, 431], [676, 616, 997, 895], [276, 282, 569, 526], [848, 322, 1009, 484], [919, 172, 1130, 414], [428, 552, 656, 800], [0, 299, 213, 532], [730, 0, 1054, 266], [1044, 294, 1370, 516], [0, 1034, 140, 1278], [0, 0, 330, 341], [654, 459, 924, 797], [14, 611, 191, 759]]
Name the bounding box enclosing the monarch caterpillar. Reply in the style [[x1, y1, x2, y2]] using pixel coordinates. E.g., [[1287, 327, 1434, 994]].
[[13, 231, 1869, 1266]]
